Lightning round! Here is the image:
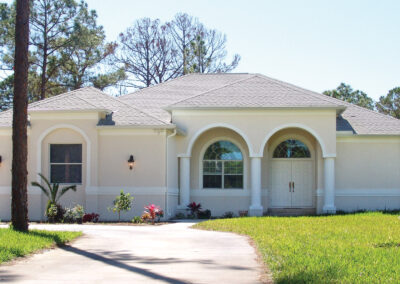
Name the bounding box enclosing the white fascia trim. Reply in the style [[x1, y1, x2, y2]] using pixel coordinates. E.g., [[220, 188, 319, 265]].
[[87, 186, 167, 195], [337, 136, 400, 143], [316, 188, 400, 197], [98, 128, 167, 136], [336, 131, 354, 137], [29, 109, 110, 114], [166, 106, 345, 112], [96, 124, 175, 130]]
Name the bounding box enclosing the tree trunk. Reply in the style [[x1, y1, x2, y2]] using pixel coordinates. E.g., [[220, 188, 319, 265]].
[[40, 54, 47, 100], [11, 0, 30, 231]]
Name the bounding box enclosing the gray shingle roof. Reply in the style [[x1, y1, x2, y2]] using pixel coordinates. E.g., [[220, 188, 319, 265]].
[[120, 73, 400, 135], [1, 74, 400, 135], [0, 87, 169, 127]]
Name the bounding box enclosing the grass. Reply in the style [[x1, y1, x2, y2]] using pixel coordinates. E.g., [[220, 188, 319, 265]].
[[0, 228, 81, 264], [195, 212, 400, 283]]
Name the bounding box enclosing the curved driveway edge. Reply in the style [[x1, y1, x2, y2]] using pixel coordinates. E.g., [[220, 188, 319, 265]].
[[0, 222, 263, 283]]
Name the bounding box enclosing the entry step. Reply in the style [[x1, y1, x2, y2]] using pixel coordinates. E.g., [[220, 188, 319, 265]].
[[267, 208, 316, 216]]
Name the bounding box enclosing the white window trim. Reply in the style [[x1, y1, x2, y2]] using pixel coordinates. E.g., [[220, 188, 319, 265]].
[[49, 143, 83, 185], [269, 134, 315, 161], [199, 137, 248, 190]]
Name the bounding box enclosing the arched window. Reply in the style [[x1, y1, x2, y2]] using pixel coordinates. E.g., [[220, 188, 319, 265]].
[[273, 139, 311, 158], [203, 141, 243, 189]]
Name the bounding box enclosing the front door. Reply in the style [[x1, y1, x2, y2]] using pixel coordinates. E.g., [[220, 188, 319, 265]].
[[270, 139, 314, 208], [270, 160, 313, 208]]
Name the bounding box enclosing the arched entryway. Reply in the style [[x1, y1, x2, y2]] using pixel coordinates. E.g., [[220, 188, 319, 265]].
[[262, 128, 321, 213], [269, 138, 314, 208]]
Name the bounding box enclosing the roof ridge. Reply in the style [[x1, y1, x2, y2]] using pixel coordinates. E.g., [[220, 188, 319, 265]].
[[168, 74, 257, 107], [91, 87, 169, 125], [73, 87, 108, 110], [254, 74, 345, 107], [121, 73, 194, 98]]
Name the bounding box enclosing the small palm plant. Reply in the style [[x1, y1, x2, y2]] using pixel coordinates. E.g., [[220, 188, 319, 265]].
[[31, 173, 77, 222]]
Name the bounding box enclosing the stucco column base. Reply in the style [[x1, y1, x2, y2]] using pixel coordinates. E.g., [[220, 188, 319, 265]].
[[249, 205, 263, 217], [322, 205, 336, 214]]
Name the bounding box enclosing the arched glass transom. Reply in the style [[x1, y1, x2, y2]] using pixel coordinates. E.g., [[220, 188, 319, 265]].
[[273, 139, 311, 158], [203, 141, 243, 189]]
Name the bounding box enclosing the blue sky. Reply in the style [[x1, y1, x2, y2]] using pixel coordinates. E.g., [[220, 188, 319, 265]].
[[5, 0, 400, 100]]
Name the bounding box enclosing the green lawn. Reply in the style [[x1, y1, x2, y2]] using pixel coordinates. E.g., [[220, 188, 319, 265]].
[[195, 212, 400, 283], [0, 228, 81, 264]]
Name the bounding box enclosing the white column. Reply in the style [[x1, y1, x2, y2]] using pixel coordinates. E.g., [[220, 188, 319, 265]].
[[249, 157, 263, 216], [323, 157, 336, 213], [178, 156, 191, 209]]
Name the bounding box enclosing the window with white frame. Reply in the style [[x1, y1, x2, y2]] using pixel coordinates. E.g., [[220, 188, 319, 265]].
[[50, 144, 82, 184], [203, 140, 243, 189]]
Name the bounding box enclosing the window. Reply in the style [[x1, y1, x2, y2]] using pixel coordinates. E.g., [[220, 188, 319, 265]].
[[203, 141, 243, 189], [50, 144, 82, 184], [273, 139, 311, 158]]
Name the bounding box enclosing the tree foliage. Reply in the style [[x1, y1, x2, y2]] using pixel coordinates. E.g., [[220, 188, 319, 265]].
[[376, 87, 400, 119], [0, 0, 123, 108], [108, 190, 134, 222], [114, 13, 240, 88], [323, 83, 375, 110]]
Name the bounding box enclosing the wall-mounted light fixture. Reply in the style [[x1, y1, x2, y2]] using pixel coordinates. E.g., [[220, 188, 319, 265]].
[[128, 155, 135, 170]]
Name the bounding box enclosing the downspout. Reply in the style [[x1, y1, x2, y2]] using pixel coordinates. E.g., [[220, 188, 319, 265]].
[[165, 128, 177, 219]]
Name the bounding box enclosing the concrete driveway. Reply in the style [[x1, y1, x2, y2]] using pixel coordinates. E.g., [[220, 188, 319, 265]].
[[0, 222, 263, 283]]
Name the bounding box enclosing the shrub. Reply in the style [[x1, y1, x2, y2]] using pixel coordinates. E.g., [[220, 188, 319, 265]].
[[198, 209, 212, 219], [175, 212, 186, 219], [223, 211, 235, 218], [32, 173, 76, 223], [82, 213, 99, 223], [108, 190, 134, 222], [143, 204, 163, 224], [45, 200, 65, 223], [187, 202, 202, 217], [74, 205, 85, 223], [132, 216, 143, 224], [63, 205, 85, 223]]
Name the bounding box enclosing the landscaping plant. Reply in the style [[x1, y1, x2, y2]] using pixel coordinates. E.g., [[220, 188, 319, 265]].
[[63, 205, 86, 224], [131, 216, 142, 224], [108, 190, 134, 222], [82, 213, 99, 223], [31, 174, 76, 223], [187, 202, 202, 217], [143, 204, 163, 224]]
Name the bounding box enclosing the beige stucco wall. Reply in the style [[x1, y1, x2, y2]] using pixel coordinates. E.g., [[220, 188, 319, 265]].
[[172, 109, 337, 157], [98, 130, 166, 187], [0, 130, 12, 220], [332, 136, 400, 212], [1, 107, 400, 220]]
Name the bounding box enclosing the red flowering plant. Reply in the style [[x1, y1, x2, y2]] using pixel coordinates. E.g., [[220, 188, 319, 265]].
[[82, 213, 99, 223], [143, 204, 164, 224], [187, 202, 202, 217]]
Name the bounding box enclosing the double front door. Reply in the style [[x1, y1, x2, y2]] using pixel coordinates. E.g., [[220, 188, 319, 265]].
[[270, 160, 313, 208]]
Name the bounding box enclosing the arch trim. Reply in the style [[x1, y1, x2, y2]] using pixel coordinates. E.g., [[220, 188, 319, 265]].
[[259, 123, 331, 157], [36, 124, 91, 186], [185, 123, 255, 157]]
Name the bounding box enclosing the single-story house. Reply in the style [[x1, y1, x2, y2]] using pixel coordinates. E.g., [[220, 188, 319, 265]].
[[0, 73, 399, 220]]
